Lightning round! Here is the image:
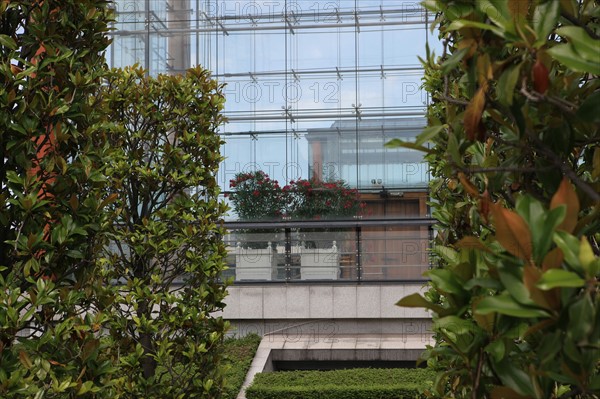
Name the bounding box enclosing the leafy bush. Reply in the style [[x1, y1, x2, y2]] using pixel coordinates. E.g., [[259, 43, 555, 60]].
[[285, 178, 363, 220], [392, 1, 600, 398], [97, 65, 229, 398], [228, 171, 284, 221], [0, 1, 115, 397], [246, 368, 434, 399], [222, 334, 262, 399]]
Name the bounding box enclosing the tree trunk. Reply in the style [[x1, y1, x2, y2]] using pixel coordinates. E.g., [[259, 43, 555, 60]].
[[138, 299, 157, 379]]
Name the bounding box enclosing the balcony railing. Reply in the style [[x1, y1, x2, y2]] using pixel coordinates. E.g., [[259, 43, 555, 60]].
[[222, 218, 434, 283]]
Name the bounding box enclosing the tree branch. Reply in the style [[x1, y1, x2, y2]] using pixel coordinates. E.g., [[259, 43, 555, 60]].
[[529, 133, 600, 203], [520, 79, 577, 115]]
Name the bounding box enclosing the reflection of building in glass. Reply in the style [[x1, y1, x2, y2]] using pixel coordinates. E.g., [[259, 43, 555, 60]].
[[306, 117, 428, 188], [109, 0, 438, 372]]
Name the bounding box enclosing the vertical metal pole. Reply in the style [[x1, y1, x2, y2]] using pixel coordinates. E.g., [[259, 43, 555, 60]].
[[145, 0, 150, 73], [285, 227, 292, 281], [356, 225, 362, 282]]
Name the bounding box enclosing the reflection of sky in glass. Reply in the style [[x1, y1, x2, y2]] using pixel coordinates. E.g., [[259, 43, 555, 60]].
[[108, 0, 443, 197]]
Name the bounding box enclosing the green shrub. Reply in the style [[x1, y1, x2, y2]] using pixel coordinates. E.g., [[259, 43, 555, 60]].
[[222, 334, 262, 399], [246, 368, 434, 399], [392, 1, 600, 397], [97, 65, 229, 398]]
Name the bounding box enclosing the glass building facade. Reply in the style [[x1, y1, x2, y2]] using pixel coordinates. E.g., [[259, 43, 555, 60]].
[[108, 0, 438, 281]]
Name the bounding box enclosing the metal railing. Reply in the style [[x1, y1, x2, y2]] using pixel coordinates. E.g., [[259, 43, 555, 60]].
[[222, 218, 434, 283]]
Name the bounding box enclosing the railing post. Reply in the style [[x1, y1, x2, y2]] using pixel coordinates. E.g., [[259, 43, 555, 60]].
[[285, 227, 292, 282], [356, 225, 362, 282]]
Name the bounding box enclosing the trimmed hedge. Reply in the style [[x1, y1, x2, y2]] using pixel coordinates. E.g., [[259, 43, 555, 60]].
[[246, 368, 434, 399], [222, 334, 262, 399]]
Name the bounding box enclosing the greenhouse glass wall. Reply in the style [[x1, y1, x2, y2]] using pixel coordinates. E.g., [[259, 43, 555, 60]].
[[109, 0, 439, 282]]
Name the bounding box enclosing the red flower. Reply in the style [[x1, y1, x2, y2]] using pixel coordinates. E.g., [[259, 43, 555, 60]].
[[253, 190, 260, 197]]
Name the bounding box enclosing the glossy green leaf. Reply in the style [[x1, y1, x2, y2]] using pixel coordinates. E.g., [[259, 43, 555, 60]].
[[553, 231, 582, 272], [498, 266, 536, 306], [568, 294, 594, 342], [497, 63, 521, 106], [440, 47, 470, 74], [476, 293, 550, 318], [533, 1, 560, 45], [555, 26, 600, 60], [433, 245, 459, 264], [547, 44, 600, 75], [416, 125, 445, 146], [426, 269, 465, 295], [447, 20, 506, 38], [384, 138, 432, 153], [485, 340, 506, 363], [0, 34, 17, 50], [536, 269, 585, 290], [476, 0, 510, 31], [494, 358, 535, 397], [463, 277, 503, 290], [434, 315, 479, 336], [396, 293, 446, 315]]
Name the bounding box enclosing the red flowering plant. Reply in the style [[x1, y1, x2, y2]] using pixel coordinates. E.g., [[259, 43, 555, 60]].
[[227, 170, 284, 248], [285, 178, 362, 219], [284, 178, 365, 248]]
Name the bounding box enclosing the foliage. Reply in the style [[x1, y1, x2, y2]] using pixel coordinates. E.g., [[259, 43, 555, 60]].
[[393, 1, 600, 398], [285, 178, 364, 248], [246, 368, 435, 399], [286, 178, 363, 220], [0, 1, 115, 397], [228, 171, 284, 221], [222, 334, 262, 399], [96, 65, 229, 398], [227, 173, 363, 222]]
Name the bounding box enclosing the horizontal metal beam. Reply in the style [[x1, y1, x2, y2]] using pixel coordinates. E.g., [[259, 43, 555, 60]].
[[223, 217, 435, 230], [218, 65, 424, 79], [110, 18, 428, 36], [224, 110, 426, 122]]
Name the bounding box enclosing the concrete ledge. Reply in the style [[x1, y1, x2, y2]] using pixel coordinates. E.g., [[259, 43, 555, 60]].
[[223, 283, 430, 320]]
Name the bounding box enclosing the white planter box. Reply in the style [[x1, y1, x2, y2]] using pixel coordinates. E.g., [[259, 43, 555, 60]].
[[300, 242, 340, 280], [235, 243, 274, 281]]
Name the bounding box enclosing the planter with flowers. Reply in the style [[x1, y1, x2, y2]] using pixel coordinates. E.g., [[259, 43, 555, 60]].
[[285, 178, 364, 279], [227, 171, 284, 280]]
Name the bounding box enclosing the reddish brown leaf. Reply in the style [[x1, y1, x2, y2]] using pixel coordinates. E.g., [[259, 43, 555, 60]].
[[490, 202, 533, 261], [508, 0, 532, 20], [10, 64, 22, 75], [539, 248, 564, 309], [524, 265, 557, 309], [49, 359, 66, 367], [532, 59, 550, 94], [19, 351, 32, 369], [458, 172, 480, 197], [542, 247, 564, 271], [456, 236, 493, 253], [524, 319, 556, 338], [479, 190, 491, 223], [550, 178, 580, 233], [464, 87, 486, 141]]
